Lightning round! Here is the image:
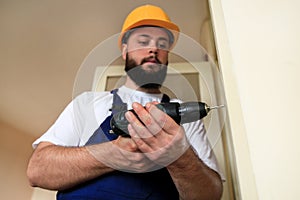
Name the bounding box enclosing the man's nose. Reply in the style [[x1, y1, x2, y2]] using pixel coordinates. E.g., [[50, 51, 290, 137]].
[[148, 41, 158, 54]]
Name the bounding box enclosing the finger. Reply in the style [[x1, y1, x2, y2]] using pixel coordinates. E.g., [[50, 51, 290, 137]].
[[128, 103, 171, 151], [127, 107, 165, 152], [131, 103, 163, 137], [125, 109, 153, 139], [128, 124, 152, 153], [146, 103, 180, 135], [112, 136, 138, 152], [151, 101, 160, 105]]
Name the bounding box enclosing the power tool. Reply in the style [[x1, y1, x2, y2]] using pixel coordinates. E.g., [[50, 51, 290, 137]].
[[110, 102, 224, 137]]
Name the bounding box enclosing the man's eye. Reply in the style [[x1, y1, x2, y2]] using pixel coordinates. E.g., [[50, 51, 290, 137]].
[[158, 44, 166, 49], [138, 41, 149, 46], [158, 42, 169, 50]]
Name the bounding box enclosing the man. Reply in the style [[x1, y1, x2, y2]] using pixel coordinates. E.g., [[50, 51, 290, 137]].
[[27, 4, 223, 200]]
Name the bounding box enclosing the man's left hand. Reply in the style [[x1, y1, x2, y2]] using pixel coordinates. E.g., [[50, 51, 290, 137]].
[[125, 102, 190, 166]]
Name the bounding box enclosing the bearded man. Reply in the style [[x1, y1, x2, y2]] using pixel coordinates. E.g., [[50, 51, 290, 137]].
[[27, 5, 223, 200]]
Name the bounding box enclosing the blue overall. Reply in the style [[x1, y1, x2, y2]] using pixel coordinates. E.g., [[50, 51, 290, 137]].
[[57, 89, 179, 200]]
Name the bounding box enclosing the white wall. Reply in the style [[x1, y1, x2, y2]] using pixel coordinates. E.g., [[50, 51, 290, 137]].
[[210, 0, 300, 199]]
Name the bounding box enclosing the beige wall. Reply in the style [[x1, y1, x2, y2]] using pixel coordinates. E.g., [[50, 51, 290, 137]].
[[210, 0, 300, 199], [0, 121, 35, 199]]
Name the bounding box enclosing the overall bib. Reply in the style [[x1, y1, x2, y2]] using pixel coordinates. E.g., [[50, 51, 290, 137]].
[[57, 89, 179, 200]]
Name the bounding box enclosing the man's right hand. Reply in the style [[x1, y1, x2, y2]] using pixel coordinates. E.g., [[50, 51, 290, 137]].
[[86, 137, 161, 173]]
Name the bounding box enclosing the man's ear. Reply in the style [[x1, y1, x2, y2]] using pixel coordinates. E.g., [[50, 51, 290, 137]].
[[121, 44, 127, 60]]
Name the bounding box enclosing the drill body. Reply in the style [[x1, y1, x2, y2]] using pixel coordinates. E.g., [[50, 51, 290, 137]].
[[110, 102, 214, 137]]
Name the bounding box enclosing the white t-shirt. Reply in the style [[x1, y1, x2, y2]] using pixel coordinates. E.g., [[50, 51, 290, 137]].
[[33, 86, 222, 176]]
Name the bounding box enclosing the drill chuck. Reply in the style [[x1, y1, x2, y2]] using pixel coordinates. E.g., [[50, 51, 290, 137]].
[[110, 102, 224, 137]]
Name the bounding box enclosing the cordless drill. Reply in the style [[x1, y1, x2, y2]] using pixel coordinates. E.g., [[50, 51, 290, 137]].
[[110, 102, 224, 137]]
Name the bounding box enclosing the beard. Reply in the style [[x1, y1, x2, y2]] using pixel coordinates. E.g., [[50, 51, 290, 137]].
[[125, 53, 168, 89]]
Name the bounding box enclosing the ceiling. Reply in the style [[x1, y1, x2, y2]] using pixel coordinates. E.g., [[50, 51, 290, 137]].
[[0, 0, 211, 137]]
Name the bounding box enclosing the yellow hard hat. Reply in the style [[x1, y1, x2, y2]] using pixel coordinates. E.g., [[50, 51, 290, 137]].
[[118, 4, 180, 50]]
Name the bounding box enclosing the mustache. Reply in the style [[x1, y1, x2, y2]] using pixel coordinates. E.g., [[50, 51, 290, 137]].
[[140, 56, 162, 65]]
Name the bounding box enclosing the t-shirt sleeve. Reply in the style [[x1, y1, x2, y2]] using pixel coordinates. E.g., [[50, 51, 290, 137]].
[[183, 120, 224, 180]]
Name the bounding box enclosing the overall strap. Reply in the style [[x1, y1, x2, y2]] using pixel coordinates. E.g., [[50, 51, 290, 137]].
[[161, 93, 170, 103], [110, 89, 128, 114], [85, 89, 128, 144]]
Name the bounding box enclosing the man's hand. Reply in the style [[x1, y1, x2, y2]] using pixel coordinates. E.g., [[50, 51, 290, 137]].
[[86, 134, 159, 173], [125, 102, 190, 166], [125, 102, 223, 199], [87, 101, 190, 173]]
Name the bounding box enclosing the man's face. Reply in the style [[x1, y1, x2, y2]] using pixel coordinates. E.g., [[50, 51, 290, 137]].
[[122, 27, 170, 89]]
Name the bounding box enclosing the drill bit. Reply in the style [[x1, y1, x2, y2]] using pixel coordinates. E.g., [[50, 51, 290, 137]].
[[204, 104, 225, 114], [209, 105, 225, 110]]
